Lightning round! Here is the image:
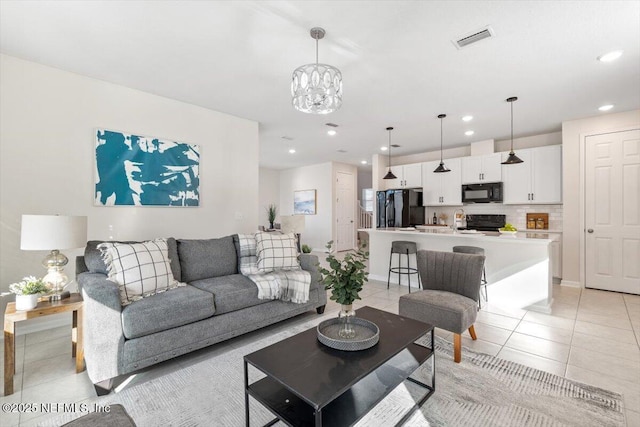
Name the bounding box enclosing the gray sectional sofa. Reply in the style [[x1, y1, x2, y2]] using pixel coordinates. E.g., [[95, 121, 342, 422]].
[[76, 235, 326, 395]]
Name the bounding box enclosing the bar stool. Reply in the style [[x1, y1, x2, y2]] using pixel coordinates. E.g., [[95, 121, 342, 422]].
[[387, 241, 420, 293], [453, 246, 488, 308]]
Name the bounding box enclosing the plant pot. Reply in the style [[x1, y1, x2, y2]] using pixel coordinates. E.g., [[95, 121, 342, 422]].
[[269, 222, 274, 230], [338, 304, 357, 339], [15, 294, 39, 311]]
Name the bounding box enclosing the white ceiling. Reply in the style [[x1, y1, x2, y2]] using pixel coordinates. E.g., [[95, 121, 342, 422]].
[[1, 1, 639, 170]]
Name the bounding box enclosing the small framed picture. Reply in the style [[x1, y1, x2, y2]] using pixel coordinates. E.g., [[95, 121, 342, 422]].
[[293, 189, 316, 215]]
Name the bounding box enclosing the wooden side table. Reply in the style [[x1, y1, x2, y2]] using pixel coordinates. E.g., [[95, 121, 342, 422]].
[[3, 293, 84, 396]]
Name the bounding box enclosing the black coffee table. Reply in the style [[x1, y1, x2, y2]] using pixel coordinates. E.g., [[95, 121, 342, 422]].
[[244, 306, 435, 427]]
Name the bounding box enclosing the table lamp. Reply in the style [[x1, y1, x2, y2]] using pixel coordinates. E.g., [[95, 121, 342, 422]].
[[280, 215, 305, 252], [20, 215, 88, 300]]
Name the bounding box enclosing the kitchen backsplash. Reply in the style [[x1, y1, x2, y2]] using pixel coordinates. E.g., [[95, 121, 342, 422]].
[[425, 204, 563, 231]]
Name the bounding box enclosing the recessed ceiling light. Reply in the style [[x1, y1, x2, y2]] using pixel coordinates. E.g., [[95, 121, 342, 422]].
[[598, 104, 614, 111], [462, 115, 473, 122], [380, 146, 388, 151], [327, 130, 337, 136], [288, 148, 296, 154], [597, 50, 623, 62], [361, 160, 367, 164], [465, 130, 475, 136]]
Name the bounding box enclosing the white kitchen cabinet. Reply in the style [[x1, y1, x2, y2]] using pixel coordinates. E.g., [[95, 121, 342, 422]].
[[461, 153, 502, 184], [502, 145, 562, 204], [550, 239, 562, 278], [382, 163, 422, 189], [422, 158, 462, 206]]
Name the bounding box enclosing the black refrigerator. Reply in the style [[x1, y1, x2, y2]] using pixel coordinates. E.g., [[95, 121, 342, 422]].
[[376, 189, 424, 228]]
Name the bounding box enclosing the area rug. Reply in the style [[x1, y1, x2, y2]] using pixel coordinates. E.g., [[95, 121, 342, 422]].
[[40, 317, 625, 427]]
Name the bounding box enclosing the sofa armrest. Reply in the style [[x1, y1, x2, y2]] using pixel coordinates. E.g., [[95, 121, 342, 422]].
[[299, 254, 327, 306], [78, 272, 125, 384]]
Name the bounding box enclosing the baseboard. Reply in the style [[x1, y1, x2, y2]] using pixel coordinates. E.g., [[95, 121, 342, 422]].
[[560, 280, 581, 288]]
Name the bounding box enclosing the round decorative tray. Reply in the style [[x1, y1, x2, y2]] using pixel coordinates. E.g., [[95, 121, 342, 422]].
[[317, 317, 380, 351]]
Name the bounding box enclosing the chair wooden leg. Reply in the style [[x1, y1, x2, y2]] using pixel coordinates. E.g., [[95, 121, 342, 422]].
[[468, 325, 477, 340], [454, 333, 461, 363]]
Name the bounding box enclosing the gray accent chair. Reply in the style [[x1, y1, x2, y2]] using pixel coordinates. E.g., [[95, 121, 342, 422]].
[[76, 235, 326, 395], [399, 249, 484, 363]]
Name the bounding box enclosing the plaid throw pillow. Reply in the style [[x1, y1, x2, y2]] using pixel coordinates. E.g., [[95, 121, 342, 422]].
[[98, 238, 184, 306], [237, 234, 259, 275], [255, 232, 300, 273]]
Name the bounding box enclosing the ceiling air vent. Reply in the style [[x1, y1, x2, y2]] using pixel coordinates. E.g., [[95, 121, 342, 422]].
[[391, 144, 400, 148], [453, 26, 494, 49], [325, 123, 339, 127]]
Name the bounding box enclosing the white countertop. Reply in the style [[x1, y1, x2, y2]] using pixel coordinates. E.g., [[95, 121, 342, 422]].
[[360, 227, 555, 244]]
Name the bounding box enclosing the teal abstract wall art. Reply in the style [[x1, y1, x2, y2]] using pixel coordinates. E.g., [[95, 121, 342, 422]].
[[95, 129, 200, 206]]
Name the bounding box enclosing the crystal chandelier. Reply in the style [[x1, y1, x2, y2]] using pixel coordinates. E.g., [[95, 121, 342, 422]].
[[291, 27, 343, 114]]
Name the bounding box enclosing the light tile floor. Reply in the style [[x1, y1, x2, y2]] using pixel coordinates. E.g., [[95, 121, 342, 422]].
[[1, 279, 639, 426]]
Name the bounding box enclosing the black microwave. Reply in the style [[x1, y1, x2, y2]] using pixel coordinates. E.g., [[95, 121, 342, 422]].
[[462, 182, 503, 203]]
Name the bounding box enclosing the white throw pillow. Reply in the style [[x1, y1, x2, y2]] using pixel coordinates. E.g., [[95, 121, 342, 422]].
[[98, 238, 184, 306], [255, 232, 300, 273], [236, 234, 259, 275]]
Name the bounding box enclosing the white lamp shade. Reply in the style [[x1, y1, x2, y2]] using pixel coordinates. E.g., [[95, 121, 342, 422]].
[[280, 215, 306, 234], [20, 215, 88, 250]]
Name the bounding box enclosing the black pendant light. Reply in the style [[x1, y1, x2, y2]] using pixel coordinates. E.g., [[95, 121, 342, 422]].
[[383, 127, 397, 180], [433, 114, 451, 173], [502, 96, 524, 165]]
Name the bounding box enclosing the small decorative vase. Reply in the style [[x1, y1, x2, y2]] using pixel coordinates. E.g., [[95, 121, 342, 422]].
[[15, 294, 39, 311], [269, 222, 274, 230], [338, 304, 357, 339]]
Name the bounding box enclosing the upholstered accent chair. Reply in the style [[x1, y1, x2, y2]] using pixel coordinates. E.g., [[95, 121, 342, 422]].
[[399, 249, 485, 363]]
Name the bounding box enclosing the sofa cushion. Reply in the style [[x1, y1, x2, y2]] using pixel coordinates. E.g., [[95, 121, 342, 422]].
[[255, 232, 300, 273], [178, 236, 237, 282], [99, 239, 184, 306], [189, 274, 268, 315], [84, 238, 181, 282], [121, 285, 215, 339]]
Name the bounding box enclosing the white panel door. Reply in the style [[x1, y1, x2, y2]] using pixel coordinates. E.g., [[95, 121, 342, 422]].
[[585, 130, 640, 294], [336, 171, 356, 252]]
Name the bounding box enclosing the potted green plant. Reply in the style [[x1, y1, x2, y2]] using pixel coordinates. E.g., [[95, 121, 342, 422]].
[[9, 276, 49, 311], [266, 203, 277, 230], [301, 244, 312, 254], [317, 241, 369, 338]]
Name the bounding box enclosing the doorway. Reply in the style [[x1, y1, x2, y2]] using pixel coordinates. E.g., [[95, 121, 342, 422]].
[[336, 171, 356, 252], [584, 129, 640, 294]]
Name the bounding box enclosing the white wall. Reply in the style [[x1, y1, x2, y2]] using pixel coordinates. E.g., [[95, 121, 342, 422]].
[[561, 109, 640, 285], [0, 55, 259, 323], [259, 167, 281, 227], [357, 169, 372, 202], [279, 162, 332, 251]]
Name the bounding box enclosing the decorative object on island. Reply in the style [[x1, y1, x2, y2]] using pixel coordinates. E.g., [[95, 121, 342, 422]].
[[291, 27, 342, 115], [265, 203, 277, 229], [8, 276, 49, 310], [501, 97, 524, 165], [318, 241, 369, 339], [95, 129, 200, 206], [433, 114, 451, 173], [20, 214, 88, 300], [293, 189, 317, 215], [383, 127, 397, 180]]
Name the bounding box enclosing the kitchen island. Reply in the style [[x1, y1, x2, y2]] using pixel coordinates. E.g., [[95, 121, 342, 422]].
[[364, 228, 555, 313]]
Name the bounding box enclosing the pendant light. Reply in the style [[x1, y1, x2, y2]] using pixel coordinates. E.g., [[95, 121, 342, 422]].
[[433, 114, 451, 173], [291, 27, 343, 114], [501, 96, 524, 164], [383, 127, 397, 180]]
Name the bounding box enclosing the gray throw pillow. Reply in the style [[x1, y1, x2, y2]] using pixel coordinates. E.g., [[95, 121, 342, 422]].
[[177, 236, 238, 282]]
